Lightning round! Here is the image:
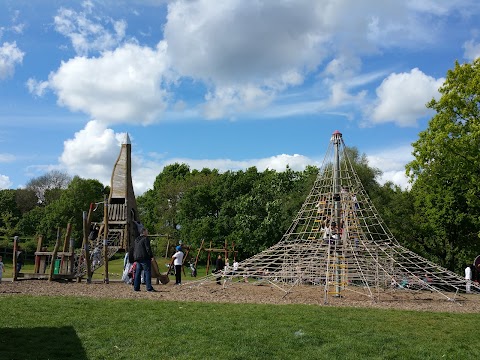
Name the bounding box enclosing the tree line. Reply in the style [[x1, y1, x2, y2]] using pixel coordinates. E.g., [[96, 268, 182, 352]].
[[1, 59, 479, 274]]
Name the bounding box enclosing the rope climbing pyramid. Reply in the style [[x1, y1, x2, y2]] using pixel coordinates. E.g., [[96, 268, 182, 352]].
[[220, 130, 479, 302]]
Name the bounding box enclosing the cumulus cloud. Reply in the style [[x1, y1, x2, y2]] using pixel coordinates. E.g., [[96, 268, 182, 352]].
[[368, 68, 444, 126], [367, 144, 414, 189], [48, 42, 171, 124], [463, 39, 480, 60], [0, 174, 12, 189], [0, 41, 24, 80], [26, 78, 49, 97], [163, 0, 447, 119], [54, 1, 127, 56], [59, 121, 318, 195], [60, 120, 125, 184], [36, 0, 468, 124]]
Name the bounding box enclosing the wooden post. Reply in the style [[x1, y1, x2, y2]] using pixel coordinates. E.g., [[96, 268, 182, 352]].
[[12, 236, 18, 281], [164, 234, 170, 258], [34, 235, 43, 274], [48, 228, 61, 281], [103, 196, 109, 284], [81, 210, 92, 283], [206, 241, 212, 275], [60, 223, 72, 273], [224, 239, 228, 263], [194, 239, 204, 271], [68, 237, 75, 275]]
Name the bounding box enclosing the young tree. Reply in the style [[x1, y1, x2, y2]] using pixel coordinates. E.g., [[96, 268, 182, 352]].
[[406, 59, 480, 272], [26, 170, 72, 205]]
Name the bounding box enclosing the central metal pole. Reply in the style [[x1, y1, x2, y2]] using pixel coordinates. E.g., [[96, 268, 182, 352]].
[[332, 130, 342, 297]]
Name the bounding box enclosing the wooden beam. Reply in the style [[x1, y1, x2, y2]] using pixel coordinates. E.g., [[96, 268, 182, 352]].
[[48, 228, 61, 281], [12, 236, 18, 281], [103, 195, 109, 284]]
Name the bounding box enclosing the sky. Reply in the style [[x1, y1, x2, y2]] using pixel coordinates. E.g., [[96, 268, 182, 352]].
[[1, 0, 479, 196]]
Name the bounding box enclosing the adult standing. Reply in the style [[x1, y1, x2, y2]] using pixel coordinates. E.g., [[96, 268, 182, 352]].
[[133, 228, 156, 292], [172, 245, 184, 285], [16, 246, 25, 275], [215, 254, 225, 285], [465, 265, 472, 293]]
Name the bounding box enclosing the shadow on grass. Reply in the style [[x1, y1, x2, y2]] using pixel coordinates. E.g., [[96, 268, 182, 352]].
[[0, 326, 87, 360]]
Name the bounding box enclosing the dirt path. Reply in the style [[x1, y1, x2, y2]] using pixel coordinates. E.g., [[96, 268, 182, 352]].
[[1, 278, 479, 313]]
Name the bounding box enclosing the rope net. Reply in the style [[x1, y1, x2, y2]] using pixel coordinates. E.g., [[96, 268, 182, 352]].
[[211, 131, 479, 302]]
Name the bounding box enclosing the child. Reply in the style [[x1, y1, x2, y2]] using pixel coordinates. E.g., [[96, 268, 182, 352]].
[[0, 255, 4, 283]]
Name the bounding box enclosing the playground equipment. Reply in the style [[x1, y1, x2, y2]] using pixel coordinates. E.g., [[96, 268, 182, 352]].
[[72, 133, 156, 283], [193, 239, 237, 275], [12, 227, 77, 281], [13, 133, 162, 284], [215, 130, 480, 303]]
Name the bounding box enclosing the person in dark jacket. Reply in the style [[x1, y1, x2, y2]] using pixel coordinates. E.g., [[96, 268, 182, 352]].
[[16, 246, 25, 275], [215, 254, 225, 285], [133, 228, 156, 292]]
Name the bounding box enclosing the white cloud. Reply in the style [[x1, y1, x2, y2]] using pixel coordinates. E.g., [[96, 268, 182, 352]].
[[48, 42, 171, 125], [59, 121, 318, 195], [54, 2, 127, 56], [26, 78, 49, 97], [0, 153, 15, 162], [368, 68, 444, 127], [32, 0, 469, 125], [367, 144, 414, 189], [0, 174, 12, 189], [162, 0, 446, 119], [0, 41, 24, 80], [463, 39, 480, 60], [60, 120, 125, 185]]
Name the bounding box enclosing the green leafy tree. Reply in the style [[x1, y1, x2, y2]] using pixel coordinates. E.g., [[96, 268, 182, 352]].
[[406, 59, 480, 272], [15, 189, 38, 214], [36, 176, 105, 245], [0, 189, 19, 231], [17, 206, 46, 236], [138, 163, 193, 241], [0, 211, 19, 238]]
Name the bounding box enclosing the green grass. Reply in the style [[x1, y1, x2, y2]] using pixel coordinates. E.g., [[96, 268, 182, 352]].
[[4, 256, 215, 281], [0, 295, 478, 360]]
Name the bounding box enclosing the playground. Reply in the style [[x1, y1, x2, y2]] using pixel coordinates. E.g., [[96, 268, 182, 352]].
[[4, 130, 480, 311]]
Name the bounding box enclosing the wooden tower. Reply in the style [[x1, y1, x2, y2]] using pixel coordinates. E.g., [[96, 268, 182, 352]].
[[107, 133, 140, 251]]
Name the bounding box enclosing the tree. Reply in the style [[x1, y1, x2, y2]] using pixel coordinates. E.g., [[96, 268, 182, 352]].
[[36, 176, 105, 245], [0, 211, 19, 237], [26, 170, 72, 205], [406, 59, 480, 272], [138, 163, 194, 240], [0, 189, 20, 233], [15, 189, 38, 214]]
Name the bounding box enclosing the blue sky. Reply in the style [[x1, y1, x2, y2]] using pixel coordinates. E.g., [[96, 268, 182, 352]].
[[1, 0, 479, 195]]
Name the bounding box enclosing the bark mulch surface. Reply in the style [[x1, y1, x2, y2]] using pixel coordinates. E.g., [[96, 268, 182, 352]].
[[1, 278, 479, 313]]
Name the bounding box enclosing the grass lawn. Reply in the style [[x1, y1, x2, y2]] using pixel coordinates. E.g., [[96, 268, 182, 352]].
[[4, 256, 215, 282], [0, 294, 478, 360]]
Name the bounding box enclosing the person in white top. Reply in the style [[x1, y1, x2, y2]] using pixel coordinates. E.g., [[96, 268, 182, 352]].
[[465, 265, 472, 293], [172, 246, 184, 285]]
